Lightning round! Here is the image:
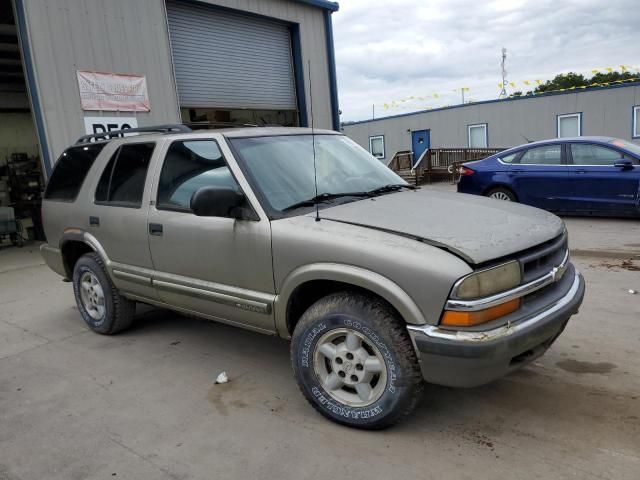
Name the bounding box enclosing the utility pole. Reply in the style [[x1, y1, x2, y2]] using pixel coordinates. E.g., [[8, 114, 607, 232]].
[[461, 89, 465, 104], [372, 104, 375, 119], [499, 47, 508, 99]]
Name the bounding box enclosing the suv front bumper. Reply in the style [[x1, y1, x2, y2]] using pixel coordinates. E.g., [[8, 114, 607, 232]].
[[407, 269, 585, 388]]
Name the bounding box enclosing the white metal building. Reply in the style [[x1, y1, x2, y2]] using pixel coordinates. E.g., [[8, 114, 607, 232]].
[[342, 83, 640, 164]]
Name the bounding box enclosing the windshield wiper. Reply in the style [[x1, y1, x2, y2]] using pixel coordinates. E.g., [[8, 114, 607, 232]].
[[367, 184, 416, 195], [281, 191, 373, 212]]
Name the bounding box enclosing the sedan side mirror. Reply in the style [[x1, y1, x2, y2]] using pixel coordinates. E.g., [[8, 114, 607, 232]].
[[190, 186, 246, 218], [614, 158, 634, 170]]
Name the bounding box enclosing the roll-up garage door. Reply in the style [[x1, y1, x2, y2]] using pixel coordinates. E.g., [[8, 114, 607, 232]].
[[166, 1, 297, 111]]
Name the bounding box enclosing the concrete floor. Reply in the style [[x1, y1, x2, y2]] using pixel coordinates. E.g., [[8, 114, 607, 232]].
[[1, 219, 639, 479]]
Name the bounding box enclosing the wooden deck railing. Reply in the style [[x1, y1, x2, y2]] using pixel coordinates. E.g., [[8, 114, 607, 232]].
[[386, 150, 413, 170], [412, 147, 505, 184]]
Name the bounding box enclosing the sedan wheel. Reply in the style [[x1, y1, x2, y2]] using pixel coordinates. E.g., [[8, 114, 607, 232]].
[[486, 187, 517, 202], [489, 191, 512, 201]]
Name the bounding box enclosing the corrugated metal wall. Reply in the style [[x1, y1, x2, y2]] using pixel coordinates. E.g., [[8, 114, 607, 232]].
[[20, 0, 334, 167], [20, 0, 180, 164], [343, 85, 640, 161], [189, 0, 333, 129], [166, 0, 297, 110]]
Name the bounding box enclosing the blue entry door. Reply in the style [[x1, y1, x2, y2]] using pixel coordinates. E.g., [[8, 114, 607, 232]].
[[411, 130, 430, 166]]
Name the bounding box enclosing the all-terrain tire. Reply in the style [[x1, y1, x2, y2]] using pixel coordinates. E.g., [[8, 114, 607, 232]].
[[291, 292, 424, 429], [72, 252, 135, 335]]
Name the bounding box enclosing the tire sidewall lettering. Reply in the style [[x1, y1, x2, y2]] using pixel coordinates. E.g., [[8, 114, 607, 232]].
[[297, 313, 402, 422]]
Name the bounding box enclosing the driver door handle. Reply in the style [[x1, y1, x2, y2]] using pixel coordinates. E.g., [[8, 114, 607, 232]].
[[149, 223, 163, 236]]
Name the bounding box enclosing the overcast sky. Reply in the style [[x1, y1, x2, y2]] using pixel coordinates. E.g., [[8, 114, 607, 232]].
[[332, 0, 640, 122]]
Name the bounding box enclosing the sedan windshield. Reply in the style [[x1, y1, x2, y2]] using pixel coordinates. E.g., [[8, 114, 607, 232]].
[[229, 134, 407, 215]]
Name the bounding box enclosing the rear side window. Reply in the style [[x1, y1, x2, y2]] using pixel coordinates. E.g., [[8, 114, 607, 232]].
[[156, 140, 239, 211], [499, 152, 518, 164], [45, 144, 106, 201], [95, 143, 155, 207]]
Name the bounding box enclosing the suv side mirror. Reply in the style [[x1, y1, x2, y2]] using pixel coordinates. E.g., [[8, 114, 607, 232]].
[[190, 186, 246, 218], [614, 158, 634, 170]]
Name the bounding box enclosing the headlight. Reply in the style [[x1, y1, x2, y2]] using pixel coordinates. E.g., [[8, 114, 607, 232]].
[[453, 260, 521, 299]]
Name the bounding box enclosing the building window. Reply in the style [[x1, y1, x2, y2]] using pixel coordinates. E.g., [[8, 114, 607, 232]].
[[557, 113, 581, 138], [468, 124, 488, 148], [633, 106, 640, 138], [369, 135, 385, 159]]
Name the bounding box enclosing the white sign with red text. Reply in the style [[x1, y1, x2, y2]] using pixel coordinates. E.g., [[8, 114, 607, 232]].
[[77, 70, 150, 112]]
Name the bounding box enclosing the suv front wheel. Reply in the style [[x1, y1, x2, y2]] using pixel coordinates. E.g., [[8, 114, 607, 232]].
[[291, 292, 424, 429], [72, 253, 135, 335]]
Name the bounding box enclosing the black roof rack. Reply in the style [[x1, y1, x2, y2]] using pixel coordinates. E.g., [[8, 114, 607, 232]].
[[75, 124, 192, 144], [185, 121, 261, 129]]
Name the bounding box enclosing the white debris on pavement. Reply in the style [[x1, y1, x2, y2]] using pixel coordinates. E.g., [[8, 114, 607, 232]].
[[215, 371, 229, 384]]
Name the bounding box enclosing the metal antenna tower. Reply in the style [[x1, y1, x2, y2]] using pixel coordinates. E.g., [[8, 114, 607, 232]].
[[499, 48, 508, 98]]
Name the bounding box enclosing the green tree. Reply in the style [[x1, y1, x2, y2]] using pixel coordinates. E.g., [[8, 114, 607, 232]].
[[527, 70, 638, 95], [589, 71, 638, 85], [533, 72, 588, 93]]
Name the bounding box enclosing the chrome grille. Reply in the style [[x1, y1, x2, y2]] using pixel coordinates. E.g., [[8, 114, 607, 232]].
[[518, 232, 568, 283]]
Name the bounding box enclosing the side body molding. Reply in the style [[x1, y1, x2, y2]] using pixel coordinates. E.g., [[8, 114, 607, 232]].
[[274, 263, 428, 338]]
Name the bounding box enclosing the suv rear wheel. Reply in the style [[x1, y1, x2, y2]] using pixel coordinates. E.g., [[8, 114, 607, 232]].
[[291, 292, 424, 429], [72, 253, 135, 335]]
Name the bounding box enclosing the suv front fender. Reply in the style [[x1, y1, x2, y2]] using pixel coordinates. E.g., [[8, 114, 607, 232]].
[[274, 263, 428, 339]]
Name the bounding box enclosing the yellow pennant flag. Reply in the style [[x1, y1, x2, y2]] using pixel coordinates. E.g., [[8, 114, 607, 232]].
[[509, 82, 516, 88], [433, 93, 439, 99], [620, 65, 628, 72], [497, 83, 503, 89], [605, 67, 613, 72], [383, 103, 389, 109], [523, 80, 530, 86], [591, 69, 600, 74], [535, 79, 542, 85]]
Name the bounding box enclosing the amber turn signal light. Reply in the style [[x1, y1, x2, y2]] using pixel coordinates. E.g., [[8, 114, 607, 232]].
[[441, 298, 521, 327]]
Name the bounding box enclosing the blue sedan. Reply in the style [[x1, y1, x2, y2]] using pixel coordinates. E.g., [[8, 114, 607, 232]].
[[457, 137, 640, 217]]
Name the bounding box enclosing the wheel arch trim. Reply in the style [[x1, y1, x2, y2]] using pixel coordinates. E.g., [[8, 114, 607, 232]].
[[274, 263, 428, 338], [59, 229, 110, 277]]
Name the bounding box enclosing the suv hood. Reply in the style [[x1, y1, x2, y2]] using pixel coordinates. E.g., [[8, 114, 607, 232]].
[[313, 189, 564, 265]]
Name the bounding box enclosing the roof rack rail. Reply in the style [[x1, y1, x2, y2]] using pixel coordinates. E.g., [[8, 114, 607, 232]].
[[184, 121, 261, 129], [75, 124, 192, 144]]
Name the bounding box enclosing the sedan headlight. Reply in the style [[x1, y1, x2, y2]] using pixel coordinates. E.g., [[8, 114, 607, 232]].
[[453, 260, 521, 299]]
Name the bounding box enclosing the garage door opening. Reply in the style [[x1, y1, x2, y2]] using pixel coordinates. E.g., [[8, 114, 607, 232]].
[[0, 0, 45, 247], [167, 1, 301, 128]]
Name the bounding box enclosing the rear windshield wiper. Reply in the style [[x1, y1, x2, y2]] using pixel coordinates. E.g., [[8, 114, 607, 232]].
[[281, 191, 373, 212]]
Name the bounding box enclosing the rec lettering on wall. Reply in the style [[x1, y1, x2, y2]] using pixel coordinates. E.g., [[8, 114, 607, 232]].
[[83, 116, 139, 137]]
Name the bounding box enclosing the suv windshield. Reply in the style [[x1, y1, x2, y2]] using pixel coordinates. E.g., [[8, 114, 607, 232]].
[[229, 134, 406, 215]]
